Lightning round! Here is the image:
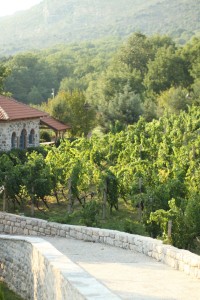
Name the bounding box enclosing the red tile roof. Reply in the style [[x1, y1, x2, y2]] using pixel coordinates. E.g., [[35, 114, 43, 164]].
[[0, 95, 71, 132], [0, 95, 47, 121], [40, 116, 71, 131]]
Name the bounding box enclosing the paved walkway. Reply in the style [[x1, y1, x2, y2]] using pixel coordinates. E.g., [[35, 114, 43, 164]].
[[44, 236, 200, 300]]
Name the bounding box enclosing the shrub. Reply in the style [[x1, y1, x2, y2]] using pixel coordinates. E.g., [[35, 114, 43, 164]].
[[81, 200, 101, 227], [48, 215, 71, 224], [123, 219, 148, 236], [40, 130, 51, 142]]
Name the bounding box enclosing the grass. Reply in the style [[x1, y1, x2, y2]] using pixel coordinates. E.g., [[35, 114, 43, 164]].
[[0, 194, 148, 236], [0, 282, 23, 300], [37, 197, 147, 235]]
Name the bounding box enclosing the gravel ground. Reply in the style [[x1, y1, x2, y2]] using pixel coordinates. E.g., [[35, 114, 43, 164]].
[[44, 236, 200, 300]]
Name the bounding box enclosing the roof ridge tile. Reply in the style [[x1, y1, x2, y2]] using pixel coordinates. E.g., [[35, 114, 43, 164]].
[[0, 107, 8, 120]]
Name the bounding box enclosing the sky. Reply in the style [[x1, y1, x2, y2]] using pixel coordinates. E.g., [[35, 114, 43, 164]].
[[0, 0, 42, 17]]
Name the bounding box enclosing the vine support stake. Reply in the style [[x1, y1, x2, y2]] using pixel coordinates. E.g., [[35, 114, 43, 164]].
[[3, 187, 6, 212], [138, 177, 143, 222], [102, 181, 107, 220], [68, 178, 73, 214], [31, 186, 35, 217], [168, 220, 172, 239]]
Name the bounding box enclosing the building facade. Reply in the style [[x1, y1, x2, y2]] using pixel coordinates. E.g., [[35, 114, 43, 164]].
[[0, 119, 40, 151], [0, 95, 70, 151]]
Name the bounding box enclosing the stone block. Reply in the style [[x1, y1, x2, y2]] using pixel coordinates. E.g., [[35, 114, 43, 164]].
[[114, 240, 123, 248], [59, 230, 66, 237], [12, 227, 24, 235], [122, 242, 130, 249], [106, 237, 114, 246], [44, 229, 51, 235], [50, 228, 57, 236], [0, 225, 4, 232], [190, 258, 200, 267], [183, 264, 190, 274], [76, 232, 83, 240], [4, 225, 11, 233], [24, 229, 29, 235]]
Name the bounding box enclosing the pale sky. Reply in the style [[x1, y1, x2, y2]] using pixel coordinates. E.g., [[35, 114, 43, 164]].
[[0, 0, 42, 17]]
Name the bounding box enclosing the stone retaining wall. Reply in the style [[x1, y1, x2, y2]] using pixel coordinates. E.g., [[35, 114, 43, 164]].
[[0, 235, 120, 300], [0, 212, 200, 280]]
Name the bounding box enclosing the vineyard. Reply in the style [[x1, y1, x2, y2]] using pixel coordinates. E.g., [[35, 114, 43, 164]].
[[0, 106, 200, 252]]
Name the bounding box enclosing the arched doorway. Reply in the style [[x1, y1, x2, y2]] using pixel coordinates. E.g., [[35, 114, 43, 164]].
[[11, 132, 17, 149], [20, 129, 27, 149], [29, 129, 35, 146]]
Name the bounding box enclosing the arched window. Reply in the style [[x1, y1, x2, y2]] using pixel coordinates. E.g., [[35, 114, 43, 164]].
[[29, 129, 35, 146], [11, 132, 17, 149], [20, 129, 27, 149]]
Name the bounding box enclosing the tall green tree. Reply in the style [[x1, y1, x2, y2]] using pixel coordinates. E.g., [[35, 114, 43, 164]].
[[99, 84, 143, 131], [144, 46, 192, 94], [0, 63, 10, 94], [48, 90, 96, 136], [4, 53, 58, 103], [117, 33, 154, 75], [156, 86, 192, 116]]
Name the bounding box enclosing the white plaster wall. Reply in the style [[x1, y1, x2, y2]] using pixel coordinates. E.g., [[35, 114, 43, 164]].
[[0, 119, 40, 151]]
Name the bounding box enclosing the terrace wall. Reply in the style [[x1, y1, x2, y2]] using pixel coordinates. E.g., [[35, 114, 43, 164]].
[[0, 212, 200, 283]]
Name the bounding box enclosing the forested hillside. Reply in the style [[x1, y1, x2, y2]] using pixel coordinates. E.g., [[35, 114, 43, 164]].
[[0, 0, 199, 56], [2, 33, 200, 135], [3, 38, 119, 103]]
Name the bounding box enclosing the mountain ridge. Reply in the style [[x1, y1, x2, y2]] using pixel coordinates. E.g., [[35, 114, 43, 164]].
[[0, 0, 199, 57]]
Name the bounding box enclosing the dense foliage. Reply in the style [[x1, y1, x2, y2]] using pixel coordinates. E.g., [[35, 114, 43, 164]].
[[1, 33, 200, 136], [3, 39, 118, 104], [1, 107, 200, 252]]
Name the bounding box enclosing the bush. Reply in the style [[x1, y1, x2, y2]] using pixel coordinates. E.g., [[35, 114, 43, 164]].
[[0, 146, 49, 165], [123, 219, 148, 236], [40, 131, 51, 142], [48, 214, 71, 224], [81, 200, 101, 227]]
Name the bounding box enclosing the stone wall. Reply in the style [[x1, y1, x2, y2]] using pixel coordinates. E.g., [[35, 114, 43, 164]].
[[0, 212, 200, 280], [0, 119, 40, 151], [0, 235, 119, 300]]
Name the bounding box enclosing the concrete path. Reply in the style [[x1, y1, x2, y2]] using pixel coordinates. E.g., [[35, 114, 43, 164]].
[[44, 237, 200, 300]]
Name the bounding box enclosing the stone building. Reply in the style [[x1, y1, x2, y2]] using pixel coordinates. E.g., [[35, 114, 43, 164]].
[[0, 95, 70, 151]]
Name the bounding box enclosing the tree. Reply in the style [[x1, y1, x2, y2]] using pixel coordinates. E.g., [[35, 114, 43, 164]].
[[0, 63, 10, 94], [117, 33, 154, 75], [180, 37, 200, 67], [86, 33, 179, 128], [22, 152, 52, 215], [191, 80, 200, 104], [59, 77, 87, 93], [117, 33, 175, 76], [0, 154, 13, 211], [27, 86, 44, 104], [157, 86, 192, 116], [100, 84, 143, 130], [144, 46, 192, 94], [4, 53, 58, 103], [48, 90, 96, 136]]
